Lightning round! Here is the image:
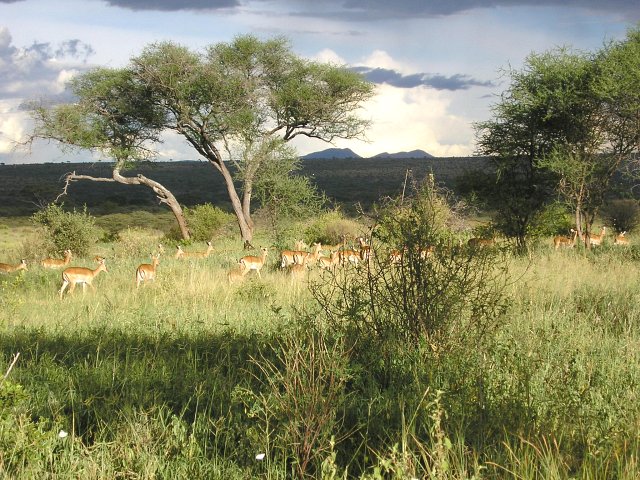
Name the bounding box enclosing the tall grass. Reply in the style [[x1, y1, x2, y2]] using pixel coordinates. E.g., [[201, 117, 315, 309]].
[[0, 220, 639, 477]]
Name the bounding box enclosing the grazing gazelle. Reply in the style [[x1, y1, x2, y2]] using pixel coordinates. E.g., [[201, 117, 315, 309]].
[[59, 257, 108, 299], [0, 259, 28, 274], [239, 247, 269, 278], [175, 241, 214, 259], [41, 249, 72, 269], [136, 253, 160, 288], [614, 231, 630, 246], [553, 229, 578, 250]]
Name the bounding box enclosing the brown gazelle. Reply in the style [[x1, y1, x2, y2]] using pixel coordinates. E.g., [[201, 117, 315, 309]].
[[177, 241, 214, 259], [136, 253, 160, 288], [41, 249, 72, 269], [239, 247, 269, 278], [304, 242, 323, 267], [614, 231, 630, 246], [339, 248, 361, 266], [553, 229, 578, 250], [468, 237, 495, 249], [356, 237, 372, 262], [588, 226, 607, 247], [288, 252, 309, 279], [280, 247, 308, 268], [59, 257, 108, 299], [0, 259, 28, 274], [318, 251, 340, 270]]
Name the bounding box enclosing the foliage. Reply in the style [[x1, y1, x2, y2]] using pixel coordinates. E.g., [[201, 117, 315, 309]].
[[237, 323, 351, 478], [131, 34, 374, 241], [183, 203, 234, 242], [312, 179, 510, 348], [600, 199, 640, 234], [252, 139, 325, 246], [529, 201, 574, 237], [31, 203, 97, 257], [302, 210, 363, 245]]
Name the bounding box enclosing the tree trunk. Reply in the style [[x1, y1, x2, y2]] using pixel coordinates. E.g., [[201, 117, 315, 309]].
[[215, 160, 254, 243], [112, 167, 191, 240], [57, 165, 191, 240]]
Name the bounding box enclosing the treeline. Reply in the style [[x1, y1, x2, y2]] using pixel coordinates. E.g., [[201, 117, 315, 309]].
[[0, 157, 490, 216]]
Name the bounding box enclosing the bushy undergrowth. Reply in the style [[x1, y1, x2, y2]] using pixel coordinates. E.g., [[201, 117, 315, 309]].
[[183, 203, 234, 242], [31, 203, 97, 257], [0, 209, 639, 478]]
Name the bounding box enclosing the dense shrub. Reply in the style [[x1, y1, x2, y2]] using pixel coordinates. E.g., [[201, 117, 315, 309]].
[[601, 199, 640, 233], [303, 209, 363, 245], [529, 201, 574, 237], [31, 204, 98, 257], [183, 203, 234, 242], [313, 179, 510, 347]]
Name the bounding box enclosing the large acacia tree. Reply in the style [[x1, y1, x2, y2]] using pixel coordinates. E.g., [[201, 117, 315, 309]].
[[131, 35, 373, 243]]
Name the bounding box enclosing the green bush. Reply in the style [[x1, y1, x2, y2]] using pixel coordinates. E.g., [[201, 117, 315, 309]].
[[183, 203, 234, 242], [303, 210, 362, 245], [31, 204, 98, 258], [529, 201, 574, 237]]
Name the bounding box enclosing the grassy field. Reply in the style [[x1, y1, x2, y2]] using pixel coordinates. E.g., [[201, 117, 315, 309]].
[[0, 211, 639, 478]]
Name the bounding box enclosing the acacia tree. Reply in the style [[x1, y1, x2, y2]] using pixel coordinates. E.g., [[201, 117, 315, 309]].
[[475, 35, 640, 248], [29, 68, 192, 239], [131, 35, 373, 243]]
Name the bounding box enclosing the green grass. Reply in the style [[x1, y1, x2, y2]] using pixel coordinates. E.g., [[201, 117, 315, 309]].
[[0, 220, 639, 478]]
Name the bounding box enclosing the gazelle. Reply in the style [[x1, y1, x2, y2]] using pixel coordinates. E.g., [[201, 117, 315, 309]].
[[177, 241, 214, 259], [59, 257, 108, 298], [317, 251, 340, 270], [356, 237, 372, 262], [389, 247, 406, 265], [304, 242, 323, 267], [41, 249, 72, 269], [0, 259, 28, 274], [614, 231, 630, 246], [468, 237, 495, 249], [553, 229, 578, 250], [294, 239, 309, 251], [136, 253, 160, 288], [339, 248, 361, 266], [239, 247, 269, 278], [417, 245, 434, 259], [288, 252, 309, 278], [322, 236, 346, 254], [588, 226, 607, 247], [280, 248, 308, 268]]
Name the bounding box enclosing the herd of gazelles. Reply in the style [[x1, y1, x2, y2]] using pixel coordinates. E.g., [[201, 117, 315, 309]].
[[0, 228, 631, 298]]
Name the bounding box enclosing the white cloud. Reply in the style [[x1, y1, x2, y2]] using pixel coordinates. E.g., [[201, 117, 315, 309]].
[[335, 83, 474, 157], [312, 48, 345, 65]]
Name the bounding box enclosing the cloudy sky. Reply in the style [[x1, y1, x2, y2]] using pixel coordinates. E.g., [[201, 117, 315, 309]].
[[0, 0, 638, 164]]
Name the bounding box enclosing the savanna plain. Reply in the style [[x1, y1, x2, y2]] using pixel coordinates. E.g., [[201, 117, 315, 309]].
[[0, 161, 639, 479]]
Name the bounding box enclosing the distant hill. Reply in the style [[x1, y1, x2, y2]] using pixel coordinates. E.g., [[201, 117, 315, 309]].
[[301, 148, 361, 160], [301, 148, 434, 160], [373, 149, 434, 159]]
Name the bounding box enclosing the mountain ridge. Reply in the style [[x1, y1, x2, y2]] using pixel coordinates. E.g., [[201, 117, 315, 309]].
[[301, 148, 433, 160]]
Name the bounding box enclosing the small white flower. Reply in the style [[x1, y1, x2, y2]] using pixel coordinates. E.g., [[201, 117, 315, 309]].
[[255, 453, 266, 461], [58, 430, 68, 438]]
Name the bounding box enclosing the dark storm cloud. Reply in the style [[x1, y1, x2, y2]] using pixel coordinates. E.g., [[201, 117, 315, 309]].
[[351, 66, 496, 91], [346, 0, 639, 18], [103, 0, 238, 11], [0, 28, 94, 101]]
